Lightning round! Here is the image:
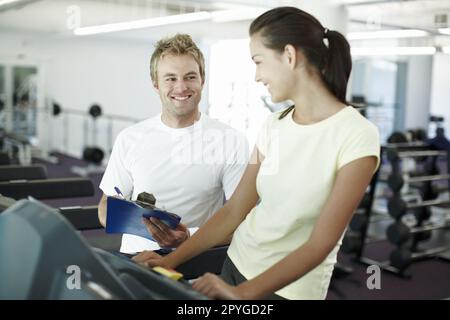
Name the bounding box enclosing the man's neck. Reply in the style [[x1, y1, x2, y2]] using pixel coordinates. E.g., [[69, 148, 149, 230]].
[[161, 111, 201, 128]]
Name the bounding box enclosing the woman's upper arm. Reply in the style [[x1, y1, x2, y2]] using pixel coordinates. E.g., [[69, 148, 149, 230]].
[[309, 156, 378, 253], [225, 146, 263, 220]]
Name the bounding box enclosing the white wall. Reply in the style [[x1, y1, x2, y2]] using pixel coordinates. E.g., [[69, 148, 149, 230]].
[[0, 30, 211, 158], [404, 56, 432, 131], [430, 54, 450, 137], [0, 1, 349, 160]]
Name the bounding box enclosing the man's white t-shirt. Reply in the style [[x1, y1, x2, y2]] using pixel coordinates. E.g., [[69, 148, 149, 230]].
[[99, 113, 249, 253]]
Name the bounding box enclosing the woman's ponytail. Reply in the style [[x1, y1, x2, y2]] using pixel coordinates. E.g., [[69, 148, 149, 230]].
[[322, 29, 352, 105]]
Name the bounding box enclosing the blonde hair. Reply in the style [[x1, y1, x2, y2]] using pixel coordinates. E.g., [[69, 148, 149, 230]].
[[150, 33, 205, 85]]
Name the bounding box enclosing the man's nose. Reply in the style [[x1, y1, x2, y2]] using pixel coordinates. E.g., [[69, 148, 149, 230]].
[[174, 80, 188, 91]]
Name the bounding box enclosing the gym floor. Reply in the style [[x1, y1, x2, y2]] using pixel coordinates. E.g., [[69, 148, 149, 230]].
[[34, 153, 450, 300]]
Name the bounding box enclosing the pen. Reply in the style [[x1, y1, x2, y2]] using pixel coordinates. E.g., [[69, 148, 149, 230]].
[[114, 186, 125, 199]]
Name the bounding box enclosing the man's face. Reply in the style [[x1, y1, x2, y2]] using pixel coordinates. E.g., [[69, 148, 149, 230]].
[[154, 54, 204, 118]]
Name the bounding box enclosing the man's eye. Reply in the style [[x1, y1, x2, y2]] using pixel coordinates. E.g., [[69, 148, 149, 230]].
[[187, 76, 197, 80], [166, 78, 176, 82]]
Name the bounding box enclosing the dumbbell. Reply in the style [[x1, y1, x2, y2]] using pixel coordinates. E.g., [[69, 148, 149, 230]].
[[413, 206, 432, 221], [52, 102, 61, 116], [387, 172, 404, 192], [82, 147, 104, 165], [341, 233, 362, 254], [388, 196, 450, 219], [89, 104, 102, 118], [349, 214, 369, 233], [387, 132, 408, 144], [390, 245, 450, 271], [419, 183, 439, 200], [386, 222, 433, 245], [414, 129, 427, 141]]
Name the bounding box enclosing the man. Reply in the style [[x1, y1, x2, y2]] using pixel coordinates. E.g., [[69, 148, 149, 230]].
[[98, 34, 248, 254]]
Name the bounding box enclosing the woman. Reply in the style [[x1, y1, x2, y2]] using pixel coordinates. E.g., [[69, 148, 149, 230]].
[[133, 6, 380, 300]]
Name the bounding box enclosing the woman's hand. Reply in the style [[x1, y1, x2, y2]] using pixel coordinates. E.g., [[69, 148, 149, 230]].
[[132, 250, 167, 268], [192, 273, 244, 300]]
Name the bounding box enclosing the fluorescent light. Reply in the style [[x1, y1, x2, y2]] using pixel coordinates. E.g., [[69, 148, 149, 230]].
[[74, 11, 211, 36], [0, 0, 21, 5], [438, 28, 450, 35], [211, 8, 265, 22], [351, 46, 436, 56], [347, 29, 429, 40], [443, 47, 450, 54]]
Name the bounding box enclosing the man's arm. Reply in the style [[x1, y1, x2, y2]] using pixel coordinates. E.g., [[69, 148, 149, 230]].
[[98, 194, 107, 227]]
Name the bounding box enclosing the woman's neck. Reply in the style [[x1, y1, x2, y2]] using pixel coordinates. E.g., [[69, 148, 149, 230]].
[[290, 80, 345, 125]]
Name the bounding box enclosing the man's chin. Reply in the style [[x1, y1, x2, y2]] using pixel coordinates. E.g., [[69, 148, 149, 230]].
[[173, 106, 198, 117]]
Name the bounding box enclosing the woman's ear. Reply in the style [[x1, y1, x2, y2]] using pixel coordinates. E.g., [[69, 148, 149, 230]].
[[284, 44, 297, 70]]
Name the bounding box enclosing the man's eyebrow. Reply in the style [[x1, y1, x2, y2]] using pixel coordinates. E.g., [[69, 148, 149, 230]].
[[162, 71, 198, 77]]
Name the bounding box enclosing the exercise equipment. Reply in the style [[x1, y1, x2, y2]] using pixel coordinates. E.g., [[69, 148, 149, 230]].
[[0, 200, 207, 299], [59, 205, 102, 230], [71, 104, 106, 176], [1, 131, 32, 165], [390, 246, 450, 271], [341, 233, 362, 254], [349, 213, 368, 233], [0, 194, 102, 231], [0, 177, 94, 199], [0, 151, 11, 165], [385, 221, 450, 245], [82, 147, 104, 165], [388, 196, 450, 219], [0, 164, 47, 181], [387, 132, 408, 144]]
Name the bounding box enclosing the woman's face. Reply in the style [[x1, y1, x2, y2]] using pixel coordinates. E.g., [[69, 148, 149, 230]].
[[250, 34, 294, 103]]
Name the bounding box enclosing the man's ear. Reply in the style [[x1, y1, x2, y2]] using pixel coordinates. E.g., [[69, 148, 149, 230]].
[[153, 80, 159, 92], [284, 44, 299, 70]]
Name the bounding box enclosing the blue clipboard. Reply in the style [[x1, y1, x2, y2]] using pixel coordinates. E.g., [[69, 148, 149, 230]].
[[105, 196, 181, 241]]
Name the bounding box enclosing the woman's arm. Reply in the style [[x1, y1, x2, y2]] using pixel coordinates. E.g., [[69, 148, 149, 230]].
[[134, 147, 263, 269], [194, 156, 377, 299]]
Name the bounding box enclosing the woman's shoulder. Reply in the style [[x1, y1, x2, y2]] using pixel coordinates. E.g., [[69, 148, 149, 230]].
[[340, 106, 378, 132]]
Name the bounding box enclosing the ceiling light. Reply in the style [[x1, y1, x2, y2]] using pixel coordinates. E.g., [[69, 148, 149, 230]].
[[0, 0, 23, 5], [211, 9, 265, 23], [438, 28, 450, 35], [351, 46, 436, 56], [347, 29, 429, 40], [74, 11, 211, 36]]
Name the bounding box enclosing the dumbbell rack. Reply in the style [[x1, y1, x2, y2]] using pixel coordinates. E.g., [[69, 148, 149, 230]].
[[359, 146, 450, 278], [340, 157, 381, 263]]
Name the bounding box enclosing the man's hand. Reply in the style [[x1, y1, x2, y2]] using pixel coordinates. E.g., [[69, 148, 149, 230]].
[[142, 217, 190, 248], [192, 273, 244, 300]]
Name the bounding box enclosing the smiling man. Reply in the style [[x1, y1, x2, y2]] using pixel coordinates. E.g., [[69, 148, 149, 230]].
[[98, 34, 249, 254]]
